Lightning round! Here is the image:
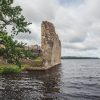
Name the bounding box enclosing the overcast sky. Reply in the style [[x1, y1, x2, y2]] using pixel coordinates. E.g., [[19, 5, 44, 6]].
[[14, 0, 100, 57]]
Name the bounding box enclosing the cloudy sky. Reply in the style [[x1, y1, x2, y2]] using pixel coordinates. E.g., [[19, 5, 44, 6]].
[[14, 0, 100, 57]]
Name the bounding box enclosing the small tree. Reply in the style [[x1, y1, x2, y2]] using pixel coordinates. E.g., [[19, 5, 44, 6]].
[[0, 0, 31, 34], [0, 0, 31, 67], [0, 32, 26, 67]]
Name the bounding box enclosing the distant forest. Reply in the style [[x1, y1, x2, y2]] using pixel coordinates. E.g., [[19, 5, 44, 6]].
[[61, 56, 99, 59]]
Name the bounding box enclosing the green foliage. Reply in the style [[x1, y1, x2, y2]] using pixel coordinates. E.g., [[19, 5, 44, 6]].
[[0, 65, 22, 74], [0, 0, 31, 68], [33, 57, 43, 67], [24, 50, 38, 59], [0, 32, 25, 67], [24, 51, 33, 59], [0, 0, 31, 35], [34, 57, 43, 62]]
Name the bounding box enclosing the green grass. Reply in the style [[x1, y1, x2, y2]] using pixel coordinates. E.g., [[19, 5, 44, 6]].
[[0, 64, 28, 74], [0, 56, 43, 74], [33, 57, 43, 67], [34, 57, 43, 62]]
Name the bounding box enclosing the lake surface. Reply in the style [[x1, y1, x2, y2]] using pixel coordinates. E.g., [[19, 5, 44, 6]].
[[0, 59, 100, 100]]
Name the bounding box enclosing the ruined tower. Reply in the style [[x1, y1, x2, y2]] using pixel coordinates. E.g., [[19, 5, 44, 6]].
[[41, 21, 61, 68]]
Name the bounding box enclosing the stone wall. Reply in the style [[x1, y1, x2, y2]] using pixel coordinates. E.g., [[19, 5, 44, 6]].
[[0, 57, 5, 64], [41, 21, 61, 68]]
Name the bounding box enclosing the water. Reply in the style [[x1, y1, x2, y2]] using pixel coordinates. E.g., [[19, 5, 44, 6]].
[[0, 59, 100, 100]]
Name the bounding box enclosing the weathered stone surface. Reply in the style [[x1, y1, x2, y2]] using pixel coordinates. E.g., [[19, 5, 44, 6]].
[[41, 21, 61, 68]]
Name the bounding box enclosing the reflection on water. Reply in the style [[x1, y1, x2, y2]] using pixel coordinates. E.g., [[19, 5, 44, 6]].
[[0, 65, 62, 100], [0, 59, 100, 100]]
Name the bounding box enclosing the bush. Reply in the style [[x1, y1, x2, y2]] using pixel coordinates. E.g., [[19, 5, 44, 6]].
[[0, 65, 22, 74]]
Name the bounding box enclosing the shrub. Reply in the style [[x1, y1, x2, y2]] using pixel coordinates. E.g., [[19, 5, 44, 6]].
[[0, 65, 22, 74]]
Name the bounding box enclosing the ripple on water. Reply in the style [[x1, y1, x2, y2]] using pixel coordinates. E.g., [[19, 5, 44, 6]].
[[0, 59, 100, 100]]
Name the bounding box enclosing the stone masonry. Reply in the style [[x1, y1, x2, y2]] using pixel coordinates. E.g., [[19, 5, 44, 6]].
[[41, 21, 61, 68]]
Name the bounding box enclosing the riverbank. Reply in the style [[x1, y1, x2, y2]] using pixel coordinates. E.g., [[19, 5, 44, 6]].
[[0, 64, 28, 74], [0, 57, 43, 74], [0, 63, 61, 74]]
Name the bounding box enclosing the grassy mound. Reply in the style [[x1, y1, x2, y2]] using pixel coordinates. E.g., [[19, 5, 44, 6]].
[[0, 64, 27, 74]]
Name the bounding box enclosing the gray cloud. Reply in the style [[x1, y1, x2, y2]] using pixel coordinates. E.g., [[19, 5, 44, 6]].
[[63, 42, 97, 51], [13, 0, 100, 57], [14, 0, 57, 22]]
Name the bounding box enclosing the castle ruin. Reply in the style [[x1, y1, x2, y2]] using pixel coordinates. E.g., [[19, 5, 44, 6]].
[[41, 21, 61, 68]]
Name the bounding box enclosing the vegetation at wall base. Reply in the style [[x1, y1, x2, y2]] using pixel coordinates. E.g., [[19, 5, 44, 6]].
[[0, 64, 29, 74], [33, 57, 43, 67], [0, 65, 21, 74]]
